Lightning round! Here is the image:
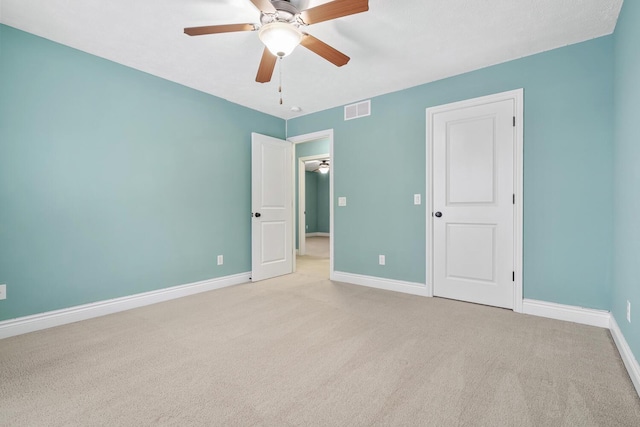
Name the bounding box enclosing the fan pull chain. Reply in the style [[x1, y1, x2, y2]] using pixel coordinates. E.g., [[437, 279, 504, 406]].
[[279, 56, 283, 105]]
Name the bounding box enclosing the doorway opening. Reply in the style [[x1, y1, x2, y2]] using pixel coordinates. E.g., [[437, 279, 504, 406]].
[[298, 155, 330, 256], [288, 129, 334, 279]]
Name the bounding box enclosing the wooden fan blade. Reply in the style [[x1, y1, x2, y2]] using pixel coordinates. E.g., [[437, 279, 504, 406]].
[[184, 23, 255, 36], [301, 34, 350, 67], [256, 48, 277, 83], [250, 0, 277, 13], [300, 0, 368, 25]]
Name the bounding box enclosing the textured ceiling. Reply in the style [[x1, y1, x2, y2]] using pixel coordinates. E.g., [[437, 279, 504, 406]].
[[0, 0, 623, 119]]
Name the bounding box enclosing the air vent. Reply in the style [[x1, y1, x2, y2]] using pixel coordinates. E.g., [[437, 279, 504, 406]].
[[344, 100, 371, 121]]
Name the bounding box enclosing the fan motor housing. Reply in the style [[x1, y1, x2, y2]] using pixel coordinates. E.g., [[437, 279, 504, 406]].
[[261, 0, 300, 24]]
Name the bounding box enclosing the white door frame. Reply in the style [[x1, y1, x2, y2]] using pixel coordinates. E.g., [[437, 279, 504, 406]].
[[298, 153, 330, 256], [288, 129, 335, 279], [426, 89, 524, 313]]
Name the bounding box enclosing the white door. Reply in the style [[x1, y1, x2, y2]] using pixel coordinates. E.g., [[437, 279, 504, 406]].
[[251, 133, 293, 282], [432, 99, 515, 309]]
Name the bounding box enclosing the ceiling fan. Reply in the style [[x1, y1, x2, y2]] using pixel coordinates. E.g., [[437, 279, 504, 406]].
[[184, 0, 369, 83], [312, 160, 330, 174]]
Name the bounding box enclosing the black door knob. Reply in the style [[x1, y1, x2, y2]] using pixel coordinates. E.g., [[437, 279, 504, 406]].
[[255, 212, 261, 218], [434, 212, 442, 218]]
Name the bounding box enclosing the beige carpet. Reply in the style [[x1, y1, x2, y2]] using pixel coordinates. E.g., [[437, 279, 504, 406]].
[[303, 236, 329, 258], [1, 258, 639, 426]]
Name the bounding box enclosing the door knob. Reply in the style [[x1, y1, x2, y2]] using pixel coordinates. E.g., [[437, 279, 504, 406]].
[[255, 212, 261, 218], [434, 212, 442, 218]]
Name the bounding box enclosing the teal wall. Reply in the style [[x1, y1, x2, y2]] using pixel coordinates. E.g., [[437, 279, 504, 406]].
[[294, 139, 329, 248], [305, 171, 319, 232], [0, 25, 284, 321], [317, 172, 330, 233], [613, 1, 640, 362], [289, 36, 614, 308], [302, 171, 330, 234]]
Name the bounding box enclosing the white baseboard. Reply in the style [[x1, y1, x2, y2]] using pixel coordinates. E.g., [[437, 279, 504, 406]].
[[332, 271, 429, 297], [0, 272, 251, 340], [610, 316, 640, 397], [522, 299, 611, 328], [306, 232, 330, 237]]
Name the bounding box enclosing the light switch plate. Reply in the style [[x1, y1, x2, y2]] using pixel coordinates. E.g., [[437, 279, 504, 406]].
[[379, 255, 385, 265], [414, 194, 421, 205], [0, 284, 6, 300], [217, 255, 223, 266], [338, 197, 347, 207]]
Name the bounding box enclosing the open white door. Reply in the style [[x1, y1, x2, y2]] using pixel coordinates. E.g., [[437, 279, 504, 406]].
[[251, 133, 293, 282]]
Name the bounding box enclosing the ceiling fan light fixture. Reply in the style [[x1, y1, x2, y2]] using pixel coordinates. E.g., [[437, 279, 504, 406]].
[[318, 161, 330, 174], [259, 22, 303, 57]]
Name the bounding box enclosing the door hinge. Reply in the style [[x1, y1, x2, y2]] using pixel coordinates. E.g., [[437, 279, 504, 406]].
[[513, 194, 515, 205], [513, 116, 516, 127], [512, 271, 515, 282]]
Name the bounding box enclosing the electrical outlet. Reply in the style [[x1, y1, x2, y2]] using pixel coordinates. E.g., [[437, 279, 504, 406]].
[[379, 255, 385, 266], [414, 194, 421, 205], [627, 300, 631, 323], [0, 284, 6, 300], [217, 255, 224, 266]]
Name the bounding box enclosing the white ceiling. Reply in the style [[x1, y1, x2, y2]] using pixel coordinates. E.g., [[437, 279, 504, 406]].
[[0, 0, 623, 119], [305, 159, 329, 171]]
